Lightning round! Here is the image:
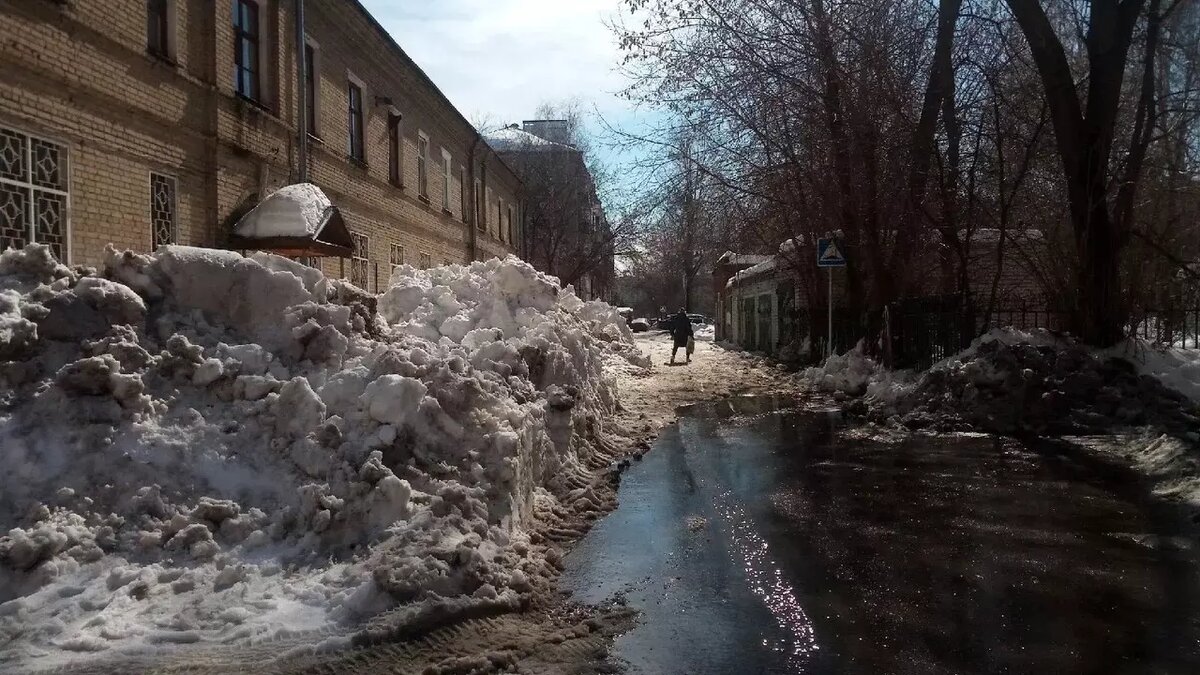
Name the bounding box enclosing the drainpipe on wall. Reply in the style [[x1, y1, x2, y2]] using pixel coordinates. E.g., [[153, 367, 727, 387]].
[[467, 133, 483, 261], [294, 0, 308, 183]]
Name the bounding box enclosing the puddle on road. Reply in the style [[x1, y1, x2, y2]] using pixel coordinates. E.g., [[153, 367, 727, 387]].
[[562, 397, 1200, 675]]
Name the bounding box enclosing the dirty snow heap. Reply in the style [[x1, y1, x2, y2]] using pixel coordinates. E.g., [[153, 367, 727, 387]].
[[0, 244, 646, 670]]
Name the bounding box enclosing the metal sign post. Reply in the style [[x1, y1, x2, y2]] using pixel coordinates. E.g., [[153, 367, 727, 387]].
[[816, 237, 847, 359]]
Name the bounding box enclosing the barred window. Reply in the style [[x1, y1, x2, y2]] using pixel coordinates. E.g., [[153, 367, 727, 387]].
[[0, 126, 69, 262], [389, 242, 405, 269], [149, 172, 176, 249], [419, 252, 431, 269], [297, 256, 321, 269], [350, 231, 369, 289]]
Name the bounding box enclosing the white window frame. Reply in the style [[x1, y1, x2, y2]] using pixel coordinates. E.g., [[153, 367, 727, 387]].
[[346, 69, 367, 163], [441, 148, 452, 210], [389, 242, 405, 269], [146, 0, 179, 61], [303, 36, 321, 137], [148, 170, 178, 250], [416, 131, 429, 198], [0, 124, 72, 264]]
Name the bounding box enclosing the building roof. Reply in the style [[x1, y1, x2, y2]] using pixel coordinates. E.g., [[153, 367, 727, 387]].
[[484, 126, 577, 153], [346, 1, 522, 185], [725, 258, 779, 289], [716, 251, 772, 267]]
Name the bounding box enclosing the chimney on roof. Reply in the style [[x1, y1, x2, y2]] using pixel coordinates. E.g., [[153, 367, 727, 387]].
[[522, 119, 571, 146]]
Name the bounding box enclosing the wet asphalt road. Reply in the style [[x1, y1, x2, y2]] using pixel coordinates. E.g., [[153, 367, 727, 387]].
[[562, 397, 1200, 674]]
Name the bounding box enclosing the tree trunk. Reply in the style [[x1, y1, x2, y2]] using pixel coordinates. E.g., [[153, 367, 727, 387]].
[[1004, 0, 1145, 346]]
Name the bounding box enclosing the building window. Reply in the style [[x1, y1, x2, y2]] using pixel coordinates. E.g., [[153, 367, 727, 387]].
[[347, 80, 364, 162], [350, 231, 369, 288], [304, 41, 318, 136], [150, 172, 176, 250], [232, 0, 260, 101], [496, 197, 503, 238], [147, 0, 171, 58], [388, 113, 402, 186], [459, 167, 466, 220], [507, 205, 515, 246], [441, 149, 451, 210], [0, 126, 69, 262], [297, 256, 320, 269], [420, 252, 432, 269], [389, 242, 405, 269], [417, 133, 429, 198]]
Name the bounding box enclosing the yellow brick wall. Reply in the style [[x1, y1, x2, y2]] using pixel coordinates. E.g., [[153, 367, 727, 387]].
[[0, 0, 520, 278]]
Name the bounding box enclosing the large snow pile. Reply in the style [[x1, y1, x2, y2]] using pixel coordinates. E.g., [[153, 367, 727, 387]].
[[848, 329, 1200, 435], [0, 244, 643, 670], [800, 342, 914, 404], [1112, 341, 1200, 404]]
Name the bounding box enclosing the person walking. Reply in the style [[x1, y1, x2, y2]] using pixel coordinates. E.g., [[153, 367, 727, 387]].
[[669, 309, 694, 365]]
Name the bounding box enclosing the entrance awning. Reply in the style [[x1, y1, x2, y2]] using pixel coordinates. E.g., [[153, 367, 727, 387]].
[[229, 183, 353, 257]]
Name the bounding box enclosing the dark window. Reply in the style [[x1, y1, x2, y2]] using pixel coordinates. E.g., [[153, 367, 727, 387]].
[[304, 43, 316, 134], [232, 0, 259, 101], [459, 167, 466, 220], [147, 0, 169, 57], [348, 81, 364, 161], [388, 113, 401, 185]]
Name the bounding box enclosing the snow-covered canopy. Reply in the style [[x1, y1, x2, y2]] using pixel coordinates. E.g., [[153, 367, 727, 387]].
[[231, 183, 353, 257]]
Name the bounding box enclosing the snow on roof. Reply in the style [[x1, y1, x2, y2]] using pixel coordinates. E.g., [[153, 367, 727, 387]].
[[235, 183, 330, 239], [231, 183, 352, 256], [484, 126, 575, 153], [725, 257, 779, 288], [969, 228, 1045, 244], [716, 251, 772, 267]]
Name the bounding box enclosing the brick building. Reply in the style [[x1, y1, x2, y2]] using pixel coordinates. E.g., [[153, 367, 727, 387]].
[[485, 121, 613, 300], [0, 0, 522, 292]]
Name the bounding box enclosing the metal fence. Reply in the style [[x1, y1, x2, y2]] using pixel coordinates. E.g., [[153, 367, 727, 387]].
[[786, 298, 1200, 371]]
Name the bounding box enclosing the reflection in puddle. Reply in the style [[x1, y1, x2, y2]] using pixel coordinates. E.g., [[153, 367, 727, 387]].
[[564, 396, 1200, 674]]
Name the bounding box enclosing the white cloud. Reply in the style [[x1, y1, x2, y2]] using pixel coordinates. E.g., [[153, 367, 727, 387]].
[[360, 0, 630, 127]]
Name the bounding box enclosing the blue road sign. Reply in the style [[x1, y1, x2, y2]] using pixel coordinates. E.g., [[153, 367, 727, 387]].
[[817, 238, 846, 267]]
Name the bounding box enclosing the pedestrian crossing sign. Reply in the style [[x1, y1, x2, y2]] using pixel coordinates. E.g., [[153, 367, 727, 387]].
[[817, 238, 846, 267]]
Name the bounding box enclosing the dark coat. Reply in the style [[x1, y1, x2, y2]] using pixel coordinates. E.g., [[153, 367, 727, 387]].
[[669, 313, 693, 347]]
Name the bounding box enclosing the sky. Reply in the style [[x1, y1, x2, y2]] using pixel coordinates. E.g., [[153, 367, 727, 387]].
[[360, 0, 636, 132]]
